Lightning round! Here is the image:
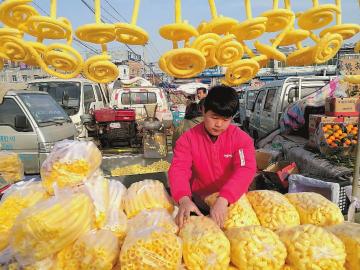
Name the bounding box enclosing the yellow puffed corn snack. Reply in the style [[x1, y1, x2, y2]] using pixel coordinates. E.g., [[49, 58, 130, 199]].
[[102, 179, 127, 240], [56, 230, 119, 270], [285, 192, 344, 226], [123, 179, 174, 218], [327, 222, 360, 270], [205, 193, 260, 230], [11, 193, 94, 266], [119, 227, 182, 270], [84, 171, 110, 228], [128, 208, 178, 235], [41, 140, 102, 194], [226, 225, 287, 270], [247, 190, 300, 231], [0, 182, 47, 251], [0, 151, 24, 183], [278, 224, 346, 270], [180, 216, 231, 270]]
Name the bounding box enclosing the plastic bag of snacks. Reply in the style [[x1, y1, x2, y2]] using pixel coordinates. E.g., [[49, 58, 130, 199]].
[[55, 230, 119, 270], [119, 226, 182, 269], [179, 216, 230, 270], [102, 179, 127, 239], [128, 208, 178, 235], [84, 171, 110, 228], [0, 181, 47, 252], [0, 257, 56, 270], [278, 224, 346, 270], [205, 192, 260, 230], [327, 222, 360, 270], [226, 225, 287, 270], [0, 151, 24, 184], [123, 180, 174, 218], [247, 190, 300, 231], [285, 192, 344, 226], [11, 192, 94, 266], [40, 140, 102, 194]]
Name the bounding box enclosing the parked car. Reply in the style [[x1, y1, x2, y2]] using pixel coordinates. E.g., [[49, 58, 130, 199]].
[[0, 90, 76, 174], [27, 78, 108, 139], [248, 76, 334, 140]]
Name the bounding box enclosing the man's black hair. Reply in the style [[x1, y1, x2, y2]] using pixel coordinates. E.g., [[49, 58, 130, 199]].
[[203, 85, 239, 118], [196, 87, 207, 94]]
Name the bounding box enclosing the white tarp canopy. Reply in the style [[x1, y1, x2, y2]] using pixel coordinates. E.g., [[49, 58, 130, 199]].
[[176, 82, 209, 95]]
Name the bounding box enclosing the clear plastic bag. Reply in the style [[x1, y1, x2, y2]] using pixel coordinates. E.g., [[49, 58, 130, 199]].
[[278, 224, 346, 270], [327, 222, 360, 270], [226, 225, 287, 270], [205, 193, 260, 230], [10, 192, 94, 266], [247, 190, 300, 231], [285, 192, 344, 226], [0, 151, 24, 184], [120, 226, 182, 270], [55, 230, 119, 270], [40, 140, 102, 194], [123, 179, 174, 218], [179, 216, 230, 270], [128, 208, 178, 235], [0, 181, 47, 252], [102, 179, 127, 240]]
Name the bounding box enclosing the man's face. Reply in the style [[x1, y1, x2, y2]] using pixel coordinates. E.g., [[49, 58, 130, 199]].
[[197, 90, 207, 100], [203, 110, 232, 136]]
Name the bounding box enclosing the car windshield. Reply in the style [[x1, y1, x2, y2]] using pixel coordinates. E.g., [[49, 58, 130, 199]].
[[28, 82, 81, 116], [18, 93, 71, 127]]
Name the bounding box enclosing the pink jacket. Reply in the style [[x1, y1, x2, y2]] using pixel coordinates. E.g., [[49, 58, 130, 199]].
[[169, 123, 256, 204]]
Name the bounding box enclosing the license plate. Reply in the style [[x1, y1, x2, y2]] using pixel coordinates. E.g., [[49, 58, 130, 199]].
[[109, 122, 121, 129]]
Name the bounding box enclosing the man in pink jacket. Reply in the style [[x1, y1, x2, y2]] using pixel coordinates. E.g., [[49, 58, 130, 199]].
[[169, 85, 256, 228]]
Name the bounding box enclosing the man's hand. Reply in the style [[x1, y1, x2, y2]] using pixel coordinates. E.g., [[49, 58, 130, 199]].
[[176, 196, 203, 228], [210, 197, 228, 228]]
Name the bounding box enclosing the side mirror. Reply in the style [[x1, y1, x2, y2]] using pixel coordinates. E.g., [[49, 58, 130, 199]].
[[15, 115, 31, 131]]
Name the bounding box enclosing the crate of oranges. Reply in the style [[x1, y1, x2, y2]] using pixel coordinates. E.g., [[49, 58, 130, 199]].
[[316, 122, 358, 156]]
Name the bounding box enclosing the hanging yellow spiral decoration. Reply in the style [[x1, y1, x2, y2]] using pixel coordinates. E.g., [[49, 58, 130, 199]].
[[0, 35, 32, 63], [230, 0, 267, 41], [24, 41, 47, 66], [355, 41, 360, 53], [297, 3, 340, 31], [286, 46, 316, 66], [159, 48, 206, 78], [191, 33, 220, 68], [275, 29, 310, 46], [260, 0, 293, 33], [313, 32, 343, 64], [224, 59, 260, 86], [0, 27, 23, 38], [114, 0, 148, 45], [0, 0, 39, 30], [83, 54, 119, 84], [215, 34, 244, 66], [42, 43, 84, 79], [205, 0, 238, 35]]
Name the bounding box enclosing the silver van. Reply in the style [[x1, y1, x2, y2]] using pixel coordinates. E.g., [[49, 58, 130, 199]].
[[0, 90, 76, 174], [27, 79, 109, 139], [248, 76, 334, 140]]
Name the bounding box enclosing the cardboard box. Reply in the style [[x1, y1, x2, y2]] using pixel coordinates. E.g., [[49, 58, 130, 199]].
[[325, 97, 359, 116], [263, 161, 299, 188], [343, 116, 359, 124], [256, 150, 273, 171], [309, 114, 344, 132]]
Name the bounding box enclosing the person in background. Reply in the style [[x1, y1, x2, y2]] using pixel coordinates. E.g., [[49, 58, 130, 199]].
[[169, 85, 256, 228], [196, 87, 207, 101]]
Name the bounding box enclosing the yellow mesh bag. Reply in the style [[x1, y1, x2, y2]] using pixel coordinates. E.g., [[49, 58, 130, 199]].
[[327, 222, 360, 270], [123, 180, 174, 218], [119, 227, 182, 270], [40, 140, 102, 194], [179, 216, 230, 270], [247, 190, 300, 231], [205, 192, 260, 229], [285, 192, 344, 226], [0, 182, 47, 251], [11, 193, 94, 265], [0, 151, 23, 184], [278, 224, 346, 270], [226, 225, 287, 270]]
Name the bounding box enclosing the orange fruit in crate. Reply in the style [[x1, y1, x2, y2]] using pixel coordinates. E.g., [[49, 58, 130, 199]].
[[325, 124, 332, 129], [351, 130, 358, 135], [336, 130, 343, 135], [322, 126, 328, 132], [353, 127, 358, 131], [345, 139, 352, 145], [347, 124, 354, 130], [352, 140, 358, 145], [324, 133, 330, 139], [330, 135, 336, 141], [333, 124, 340, 131], [326, 138, 333, 145], [330, 143, 337, 148]]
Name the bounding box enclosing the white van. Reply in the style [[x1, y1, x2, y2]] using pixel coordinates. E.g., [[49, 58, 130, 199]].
[[0, 90, 76, 174], [27, 78, 108, 139]]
